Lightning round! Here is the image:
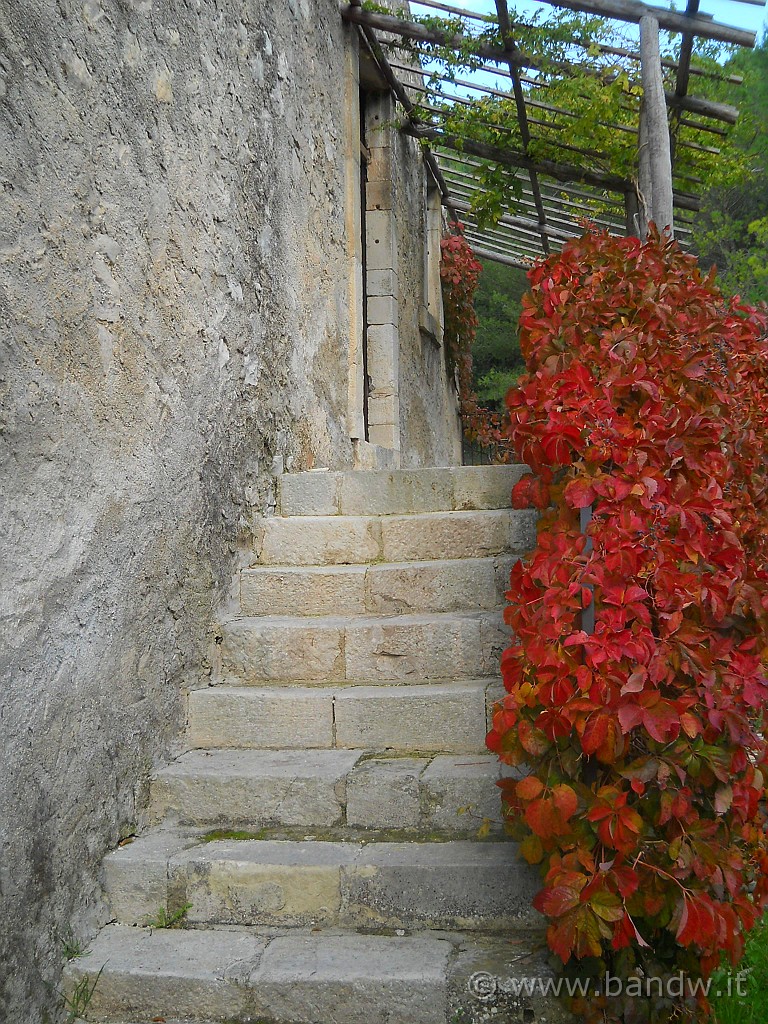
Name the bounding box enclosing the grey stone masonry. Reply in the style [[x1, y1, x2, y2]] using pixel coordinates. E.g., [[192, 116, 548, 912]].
[[67, 466, 573, 1024]]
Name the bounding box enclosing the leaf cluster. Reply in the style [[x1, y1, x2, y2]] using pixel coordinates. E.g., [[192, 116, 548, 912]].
[[487, 227, 768, 1023]]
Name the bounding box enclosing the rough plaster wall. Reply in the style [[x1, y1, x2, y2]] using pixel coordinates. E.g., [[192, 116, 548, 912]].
[[391, 132, 462, 467], [0, 1, 354, 1019]]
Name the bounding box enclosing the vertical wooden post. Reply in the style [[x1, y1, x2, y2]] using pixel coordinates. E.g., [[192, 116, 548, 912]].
[[637, 14, 675, 238]]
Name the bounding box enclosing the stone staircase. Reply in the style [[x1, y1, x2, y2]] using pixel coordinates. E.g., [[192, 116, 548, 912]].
[[65, 466, 571, 1024]]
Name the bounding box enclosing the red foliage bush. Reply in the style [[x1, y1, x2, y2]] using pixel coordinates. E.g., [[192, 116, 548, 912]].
[[487, 227, 768, 1022]]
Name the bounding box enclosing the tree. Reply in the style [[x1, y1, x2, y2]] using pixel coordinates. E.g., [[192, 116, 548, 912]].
[[691, 35, 768, 305], [472, 259, 528, 410]]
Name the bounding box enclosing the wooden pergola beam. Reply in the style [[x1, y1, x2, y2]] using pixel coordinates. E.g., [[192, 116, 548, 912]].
[[342, 6, 524, 66]]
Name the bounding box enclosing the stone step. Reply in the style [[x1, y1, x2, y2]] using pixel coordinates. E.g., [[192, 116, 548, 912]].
[[188, 681, 498, 753], [278, 464, 527, 516], [253, 507, 536, 566], [65, 926, 573, 1024], [220, 611, 509, 685], [104, 834, 540, 933], [148, 748, 514, 833], [240, 556, 515, 617]]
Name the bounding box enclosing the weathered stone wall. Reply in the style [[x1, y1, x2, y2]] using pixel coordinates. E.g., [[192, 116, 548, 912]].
[[0, 0, 370, 1018], [391, 129, 462, 467]]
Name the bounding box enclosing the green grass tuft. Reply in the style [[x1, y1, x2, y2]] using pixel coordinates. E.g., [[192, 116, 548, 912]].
[[712, 916, 768, 1023]]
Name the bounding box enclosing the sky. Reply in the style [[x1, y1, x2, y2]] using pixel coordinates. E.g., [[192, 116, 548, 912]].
[[704, 1, 766, 36]]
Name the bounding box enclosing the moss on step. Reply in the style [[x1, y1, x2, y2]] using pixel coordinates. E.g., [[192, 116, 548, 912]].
[[200, 828, 268, 843], [198, 823, 504, 845]]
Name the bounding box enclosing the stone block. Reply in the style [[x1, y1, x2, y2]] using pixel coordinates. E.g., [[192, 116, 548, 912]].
[[340, 841, 540, 931], [334, 682, 489, 752], [451, 464, 527, 511], [343, 613, 491, 683], [366, 268, 399, 297], [63, 925, 263, 1020], [448, 939, 577, 1024], [221, 617, 345, 683], [188, 686, 335, 749], [253, 515, 383, 564], [364, 558, 501, 615], [102, 829, 194, 925], [172, 840, 357, 927], [240, 565, 367, 617], [149, 749, 362, 828], [346, 756, 427, 829], [365, 180, 392, 210], [367, 294, 398, 325], [421, 755, 503, 833], [338, 468, 454, 516], [380, 510, 517, 562], [367, 421, 399, 450], [279, 470, 340, 516], [366, 323, 399, 388]]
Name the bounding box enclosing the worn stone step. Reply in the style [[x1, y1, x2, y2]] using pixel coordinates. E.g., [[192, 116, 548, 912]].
[[253, 507, 536, 566], [240, 556, 515, 617], [104, 835, 540, 932], [148, 748, 513, 833], [63, 925, 453, 1023], [188, 681, 496, 753], [220, 611, 509, 685], [278, 464, 527, 516], [65, 927, 574, 1024]]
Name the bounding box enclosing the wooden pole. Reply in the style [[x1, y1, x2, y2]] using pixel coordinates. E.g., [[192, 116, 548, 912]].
[[637, 14, 675, 238]]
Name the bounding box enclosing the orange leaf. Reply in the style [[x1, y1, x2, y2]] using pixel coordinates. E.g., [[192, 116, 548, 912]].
[[516, 775, 545, 801], [552, 784, 578, 822]]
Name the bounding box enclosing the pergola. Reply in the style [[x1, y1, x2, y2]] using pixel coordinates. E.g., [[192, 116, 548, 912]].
[[343, 0, 763, 266]]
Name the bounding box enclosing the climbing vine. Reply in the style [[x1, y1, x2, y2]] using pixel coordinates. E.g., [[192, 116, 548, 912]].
[[487, 228, 768, 1023]]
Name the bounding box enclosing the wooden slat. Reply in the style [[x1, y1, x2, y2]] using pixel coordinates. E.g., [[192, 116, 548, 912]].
[[443, 176, 627, 232], [410, 124, 629, 190], [463, 243, 536, 268]]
